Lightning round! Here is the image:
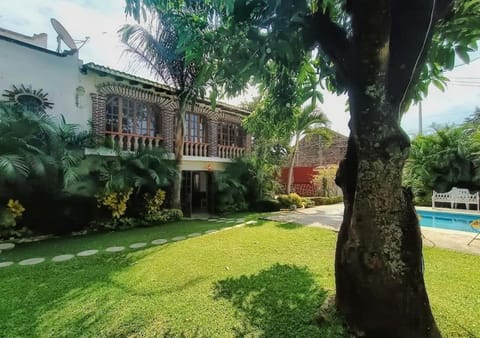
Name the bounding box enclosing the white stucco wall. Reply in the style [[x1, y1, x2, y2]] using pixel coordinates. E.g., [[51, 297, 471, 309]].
[[0, 38, 91, 129]]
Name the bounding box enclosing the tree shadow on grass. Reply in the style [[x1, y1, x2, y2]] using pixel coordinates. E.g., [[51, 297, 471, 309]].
[[275, 222, 304, 230], [213, 263, 344, 338]]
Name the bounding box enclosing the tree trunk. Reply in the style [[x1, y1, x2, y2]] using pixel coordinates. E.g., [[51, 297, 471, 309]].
[[329, 2, 442, 335], [334, 86, 440, 337], [171, 95, 188, 210], [286, 135, 300, 194]]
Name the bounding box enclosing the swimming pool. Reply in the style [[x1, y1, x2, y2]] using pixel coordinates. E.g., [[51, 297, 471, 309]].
[[417, 210, 479, 233]]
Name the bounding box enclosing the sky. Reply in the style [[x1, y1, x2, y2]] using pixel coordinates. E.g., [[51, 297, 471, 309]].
[[1, 0, 479, 136]]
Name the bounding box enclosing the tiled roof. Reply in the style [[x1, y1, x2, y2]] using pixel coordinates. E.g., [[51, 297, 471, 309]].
[[82, 62, 249, 116]]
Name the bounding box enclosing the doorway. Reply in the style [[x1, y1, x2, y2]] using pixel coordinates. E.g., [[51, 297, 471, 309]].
[[181, 171, 211, 217]]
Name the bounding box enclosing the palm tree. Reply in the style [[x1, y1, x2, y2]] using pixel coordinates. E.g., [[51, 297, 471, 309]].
[[286, 105, 329, 194], [120, 11, 200, 209]]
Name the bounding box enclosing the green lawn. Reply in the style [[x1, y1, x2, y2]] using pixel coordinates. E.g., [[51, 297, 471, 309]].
[[0, 216, 479, 337]]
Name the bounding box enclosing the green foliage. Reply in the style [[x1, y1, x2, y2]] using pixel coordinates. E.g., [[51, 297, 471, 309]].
[[215, 156, 281, 213], [253, 199, 281, 212], [308, 196, 343, 206], [404, 124, 480, 198], [277, 193, 303, 209], [301, 197, 316, 208], [161, 208, 183, 222], [142, 189, 167, 222], [311, 165, 340, 197]]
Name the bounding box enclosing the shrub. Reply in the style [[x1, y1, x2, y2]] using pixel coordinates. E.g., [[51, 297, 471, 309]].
[[302, 198, 315, 208], [308, 196, 343, 206], [162, 209, 183, 222], [254, 199, 281, 212], [142, 189, 167, 222], [96, 189, 133, 219], [414, 196, 432, 207], [277, 193, 303, 208]]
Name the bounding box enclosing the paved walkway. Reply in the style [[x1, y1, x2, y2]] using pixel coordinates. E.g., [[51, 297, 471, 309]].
[[267, 204, 480, 256]]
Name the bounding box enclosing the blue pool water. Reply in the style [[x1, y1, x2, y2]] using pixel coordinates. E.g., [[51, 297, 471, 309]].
[[417, 210, 479, 233]]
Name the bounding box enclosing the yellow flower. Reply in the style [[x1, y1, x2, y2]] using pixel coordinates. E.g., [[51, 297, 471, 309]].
[[7, 199, 25, 219]]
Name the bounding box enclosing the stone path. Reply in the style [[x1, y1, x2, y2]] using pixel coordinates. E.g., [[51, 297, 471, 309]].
[[0, 218, 247, 268], [266, 204, 480, 256]]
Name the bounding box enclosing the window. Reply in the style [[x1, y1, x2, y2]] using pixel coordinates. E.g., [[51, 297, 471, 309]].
[[105, 96, 159, 137], [217, 122, 245, 147], [184, 112, 207, 143]]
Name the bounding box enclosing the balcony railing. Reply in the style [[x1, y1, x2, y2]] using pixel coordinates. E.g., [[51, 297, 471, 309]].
[[218, 145, 245, 159], [105, 131, 163, 152], [184, 141, 209, 157]]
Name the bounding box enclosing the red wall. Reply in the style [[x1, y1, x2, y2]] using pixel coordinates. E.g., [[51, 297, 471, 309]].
[[280, 166, 316, 184]]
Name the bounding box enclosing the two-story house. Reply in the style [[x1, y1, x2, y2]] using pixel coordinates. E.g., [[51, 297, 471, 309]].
[[0, 27, 250, 216]]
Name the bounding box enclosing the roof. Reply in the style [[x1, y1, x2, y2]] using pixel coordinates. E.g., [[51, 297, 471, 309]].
[[0, 34, 75, 58], [82, 62, 249, 116]]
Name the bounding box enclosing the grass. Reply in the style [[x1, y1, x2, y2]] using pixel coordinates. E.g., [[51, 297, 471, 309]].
[[0, 216, 479, 337]]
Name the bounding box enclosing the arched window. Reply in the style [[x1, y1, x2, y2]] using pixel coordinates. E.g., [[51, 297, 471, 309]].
[[184, 112, 207, 143], [217, 121, 245, 147], [105, 96, 159, 137]]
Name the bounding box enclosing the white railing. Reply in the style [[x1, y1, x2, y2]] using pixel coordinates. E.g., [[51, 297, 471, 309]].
[[217, 145, 245, 159], [183, 141, 209, 157], [105, 131, 163, 152]]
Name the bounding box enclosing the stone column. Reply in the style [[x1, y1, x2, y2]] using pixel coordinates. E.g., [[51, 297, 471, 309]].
[[90, 93, 106, 145], [207, 115, 218, 157], [161, 111, 175, 153]]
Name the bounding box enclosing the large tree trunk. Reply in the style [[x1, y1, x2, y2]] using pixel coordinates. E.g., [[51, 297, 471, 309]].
[[332, 1, 442, 336], [335, 92, 440, 338], [171, 96, 187, 210]]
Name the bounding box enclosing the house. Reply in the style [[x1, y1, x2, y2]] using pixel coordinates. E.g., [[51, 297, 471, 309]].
[[280, 131, 348, 196], [0, 27, 250, 216]]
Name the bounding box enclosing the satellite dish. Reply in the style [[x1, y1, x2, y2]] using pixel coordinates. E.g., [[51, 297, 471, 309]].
[[50, 18, 77, 52]]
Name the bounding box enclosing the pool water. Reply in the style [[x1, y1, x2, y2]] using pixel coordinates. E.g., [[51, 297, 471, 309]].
[[417, 210, 479, 233]]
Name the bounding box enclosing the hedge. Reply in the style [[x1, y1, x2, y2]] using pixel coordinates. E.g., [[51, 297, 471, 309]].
[[307, 196, 343, 206]]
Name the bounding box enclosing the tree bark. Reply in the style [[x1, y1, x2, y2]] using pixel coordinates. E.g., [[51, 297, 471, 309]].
[[335, 91, 440, 338], [171, 94, 188, 210], [286, 135, 300, 194], [331, 1, 441, 336]]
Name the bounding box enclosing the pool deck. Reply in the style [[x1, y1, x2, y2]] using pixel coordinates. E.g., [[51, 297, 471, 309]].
[[266, 204, 480, 256]]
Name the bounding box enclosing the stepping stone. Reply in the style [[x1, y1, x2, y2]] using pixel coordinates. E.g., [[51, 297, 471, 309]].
[[205, 229, 218, 234], [105, 246, 125, 252], [221, 227, 233, 231], [245, 220, 258, 225], [187, 233, 201, 238], [236, 218, 245, 222], [52, 254, 74, 262], [19, 258, 45, 265], [226, 220, 235, 223], [0, 261, 14, 268], [77, 250, 98, 257], [215, 220, 224, 222], [0, 243, 15, 250], [208, 219, 217, 222], [152, 239, 168, 245], [129, 243, 147, 249], [172, 236, 186, 241]]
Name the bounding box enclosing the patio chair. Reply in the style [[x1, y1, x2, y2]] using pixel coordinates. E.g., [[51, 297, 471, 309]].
[[468, 219, 480, 246]]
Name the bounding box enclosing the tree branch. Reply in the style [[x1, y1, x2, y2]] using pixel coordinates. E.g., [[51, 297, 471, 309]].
[[386, 0, 455, 111], [304, 10, 351, 79]]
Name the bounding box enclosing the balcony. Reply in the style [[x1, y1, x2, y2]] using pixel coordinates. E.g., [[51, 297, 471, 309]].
[[183, 141, 209, 157], [217, 145, 245, 159], [105, 131, 163, 152]]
